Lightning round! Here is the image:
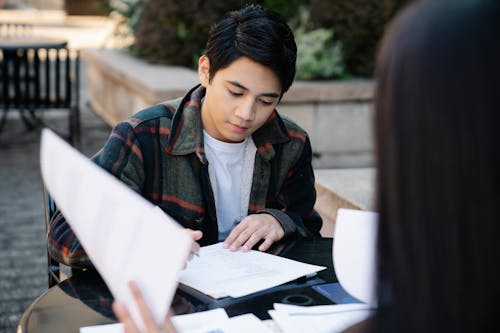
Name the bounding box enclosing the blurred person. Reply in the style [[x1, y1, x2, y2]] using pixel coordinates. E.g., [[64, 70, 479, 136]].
[[47, 5, 321, 270], [347, 0, 500, 332]]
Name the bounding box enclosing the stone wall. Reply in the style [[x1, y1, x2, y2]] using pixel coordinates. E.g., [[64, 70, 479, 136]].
[[83, 49, 375, 169]]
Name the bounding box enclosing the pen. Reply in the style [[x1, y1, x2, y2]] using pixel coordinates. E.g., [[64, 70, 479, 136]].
[[191, 247, 200, 257]]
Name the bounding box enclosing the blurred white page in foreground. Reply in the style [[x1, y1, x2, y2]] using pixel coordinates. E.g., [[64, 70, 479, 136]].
[[179, 242, 326, 298], [269, 303, 374, 333], [172, 308, 229, 333], [40, 129, 191, 330], [333, 208, 378, 305], [80, 310, 273, 333]]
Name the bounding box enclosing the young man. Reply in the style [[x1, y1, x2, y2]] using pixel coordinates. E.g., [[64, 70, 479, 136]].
[[48, 5, 322, 268]]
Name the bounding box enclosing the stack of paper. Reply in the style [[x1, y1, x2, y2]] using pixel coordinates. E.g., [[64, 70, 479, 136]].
[[269, 303, 374, 333], [81, 308, 273, 333], [172, 309, 273, 333], [179, 242, 326, 298]]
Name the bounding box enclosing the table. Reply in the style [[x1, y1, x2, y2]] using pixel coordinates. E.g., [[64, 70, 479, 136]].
[[17, 237, 335, 333], [0, 36, 68, 50], [0, 36, 69, 131]]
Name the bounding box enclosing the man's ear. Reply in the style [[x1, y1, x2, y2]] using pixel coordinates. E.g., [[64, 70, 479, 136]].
[[198, 55, 210, 87]]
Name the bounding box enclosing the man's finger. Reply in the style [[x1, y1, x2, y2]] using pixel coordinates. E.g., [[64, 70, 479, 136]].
[[223, 226, 242, 249], [242, 232, 263, 252], [258, 237, 275, 252], [186, 229, 203, 241], [229, 227, 257, 251]]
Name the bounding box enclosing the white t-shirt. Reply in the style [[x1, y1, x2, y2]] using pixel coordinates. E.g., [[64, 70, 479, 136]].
[[203, 131, 253, 241]]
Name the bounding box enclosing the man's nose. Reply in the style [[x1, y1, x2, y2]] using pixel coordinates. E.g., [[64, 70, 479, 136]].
[[235, 98, 255, 121]]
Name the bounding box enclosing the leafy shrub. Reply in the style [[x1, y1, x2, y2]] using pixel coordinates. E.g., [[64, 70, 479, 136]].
[[126, 0, 261, 67], [108, 0, 144, 33], [263, 0, 307, 18], [108, 0, 144, 50], [308, 0, 407, 77], [109, 0, 409, 78], [293, 8, 346, 80]]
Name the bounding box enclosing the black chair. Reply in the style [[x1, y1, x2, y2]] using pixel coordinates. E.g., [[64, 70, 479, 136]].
[[43, 183, 87, 288], [0, 22, 33, 37], [0, 47, 81, 147], [43, 183, 62, 288]]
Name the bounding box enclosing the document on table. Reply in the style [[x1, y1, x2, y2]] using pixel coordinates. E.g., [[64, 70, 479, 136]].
[[269, 303, 375, 333], [179, 242, 326, 298], [40, 129, 192, 330], [80, 309, 273, 333]]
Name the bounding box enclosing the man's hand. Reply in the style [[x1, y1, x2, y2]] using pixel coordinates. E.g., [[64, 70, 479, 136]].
[[186, 229, 202, 260], [222, 213, 284, 252]]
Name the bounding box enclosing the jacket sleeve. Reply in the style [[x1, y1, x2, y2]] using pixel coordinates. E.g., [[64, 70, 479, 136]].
[[46, 122, 145, 269], [260, 136, 322, 237]]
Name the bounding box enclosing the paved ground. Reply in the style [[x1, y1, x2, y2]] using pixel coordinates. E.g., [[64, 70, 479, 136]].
[[0, 9, 115, 332]]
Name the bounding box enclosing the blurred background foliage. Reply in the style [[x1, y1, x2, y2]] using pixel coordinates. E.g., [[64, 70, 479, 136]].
[[107, 0, 410, 79]]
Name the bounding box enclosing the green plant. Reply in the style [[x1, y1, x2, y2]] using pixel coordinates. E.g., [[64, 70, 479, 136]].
[[107, 0, 407, 79], [263, 0, 307, 18], [126, 0, 261, 68], [307, 0, 405, 77], [108, 0, 144, 52], [109, 0, 144, 32], [293, 8, 346, 80]]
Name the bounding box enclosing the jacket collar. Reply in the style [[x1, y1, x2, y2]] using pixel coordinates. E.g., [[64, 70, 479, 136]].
[[165, 84, 290, 162]]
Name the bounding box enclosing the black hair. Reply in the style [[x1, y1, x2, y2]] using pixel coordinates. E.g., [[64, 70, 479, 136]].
[[204, 5, 297, 98], [374, 0, 500, 332]]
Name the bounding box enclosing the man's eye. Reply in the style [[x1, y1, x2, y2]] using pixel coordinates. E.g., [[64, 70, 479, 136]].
[[229, 90, 243, 97], [259, 99, 273, 106]]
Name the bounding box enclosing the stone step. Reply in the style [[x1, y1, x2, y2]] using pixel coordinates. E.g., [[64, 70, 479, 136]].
[[314, 168, 375, 237]]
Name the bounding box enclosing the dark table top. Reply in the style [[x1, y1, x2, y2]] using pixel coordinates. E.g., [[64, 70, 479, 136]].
[[18, 237, 336, 333], [0, 36, 67, 51]]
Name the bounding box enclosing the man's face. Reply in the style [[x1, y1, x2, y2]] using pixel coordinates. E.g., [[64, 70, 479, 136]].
[[198, 55, 281, 143]]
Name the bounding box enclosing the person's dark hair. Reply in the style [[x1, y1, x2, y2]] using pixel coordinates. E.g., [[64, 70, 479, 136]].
[[204, 4, 297, 98], [374, 0, 500, 332]]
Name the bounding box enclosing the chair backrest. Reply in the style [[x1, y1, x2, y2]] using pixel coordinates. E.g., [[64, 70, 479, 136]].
[[0, 47, 81, 145], [43, 183, 61, 288], [0, 23, 33, 37], [1, 47, 80, 109]]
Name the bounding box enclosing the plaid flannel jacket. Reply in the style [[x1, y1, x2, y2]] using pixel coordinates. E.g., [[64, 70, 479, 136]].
[[47, 84, 322, 268]]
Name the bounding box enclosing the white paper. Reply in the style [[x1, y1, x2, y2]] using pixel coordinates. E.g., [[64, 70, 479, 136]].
[[80, 310, 272, 333], [179, 242, 326, 298], [40, 129, 192, 329], [171, 308, 229, 333], [80, 323, 124, 333], [333, 208, 378, 305], [269, 303, 374, 333], [173, 310, 272, 333]]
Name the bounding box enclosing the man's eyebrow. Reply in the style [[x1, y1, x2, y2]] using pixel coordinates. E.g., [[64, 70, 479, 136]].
[[227, 81, 280, 98]]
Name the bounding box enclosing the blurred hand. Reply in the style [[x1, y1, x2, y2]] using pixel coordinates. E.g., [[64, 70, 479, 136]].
[[112, 281, 178, 333], [222, 213, 284, 252]]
